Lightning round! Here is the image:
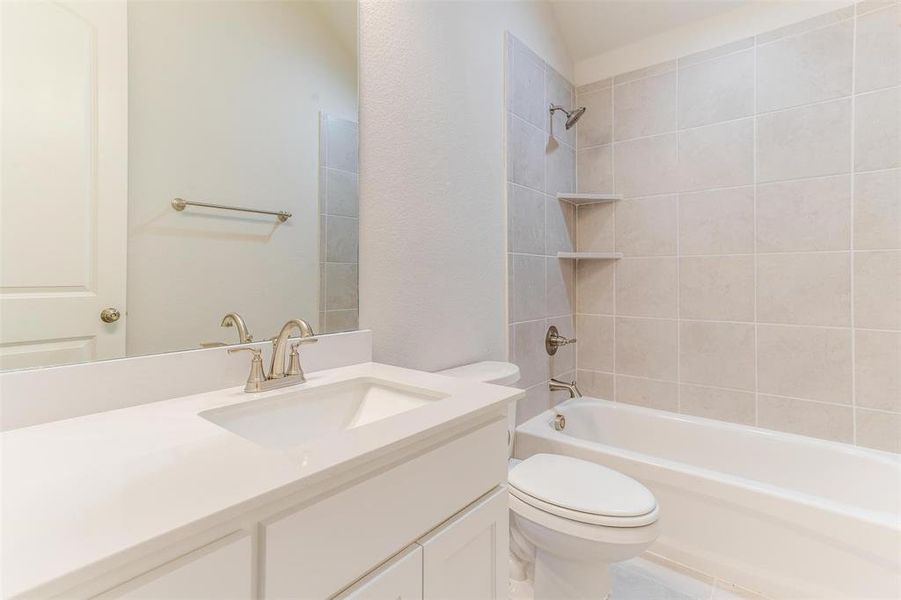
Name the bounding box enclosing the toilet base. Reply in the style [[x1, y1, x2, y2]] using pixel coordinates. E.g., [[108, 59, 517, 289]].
[[533, 549, 611, 600], [509, 496, 659, 600]]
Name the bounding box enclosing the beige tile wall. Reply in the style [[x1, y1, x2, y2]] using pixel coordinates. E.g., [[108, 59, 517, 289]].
[[505, 34, 579, 422], [573, 3, 900, 452], [319, 114, 360, 333]]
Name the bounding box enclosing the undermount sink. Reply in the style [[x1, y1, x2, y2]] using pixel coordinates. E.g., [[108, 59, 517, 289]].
[[200, 377, 448, 449]]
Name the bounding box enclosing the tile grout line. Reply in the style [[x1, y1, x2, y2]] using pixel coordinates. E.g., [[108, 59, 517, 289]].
[[319, 127, 326, 318], [570, 82, 579, 388], [541, 55, 551, 409], [611, 78, 618, 403], [752, 32, 760, 427], [539, 157, 897, 199], [675, 62, 681, 414], [572, 313, 885, 333], [850, 10, 858, 445], [571, 367, 897, 411]]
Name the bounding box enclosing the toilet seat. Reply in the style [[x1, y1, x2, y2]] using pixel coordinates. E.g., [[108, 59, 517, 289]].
[[508, 454, 658, 528], [509, 493, 660, 546]]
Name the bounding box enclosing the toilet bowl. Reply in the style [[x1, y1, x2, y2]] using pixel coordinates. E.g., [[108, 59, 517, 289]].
[[508, 453, 659, 599], [438, 361, 660, 600]]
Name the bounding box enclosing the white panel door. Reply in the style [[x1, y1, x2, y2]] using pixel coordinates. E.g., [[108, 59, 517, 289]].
[[335, 545, 423, 600], [419, 487, 509, 600], [0, 0, 127, 370]]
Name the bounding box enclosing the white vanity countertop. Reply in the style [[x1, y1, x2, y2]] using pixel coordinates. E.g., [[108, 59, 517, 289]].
[[0, 362, 522, 598]]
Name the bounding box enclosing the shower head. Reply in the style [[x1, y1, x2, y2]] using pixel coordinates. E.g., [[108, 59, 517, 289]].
[[549, 104, 587, 130], [565, 106, 586, 129]]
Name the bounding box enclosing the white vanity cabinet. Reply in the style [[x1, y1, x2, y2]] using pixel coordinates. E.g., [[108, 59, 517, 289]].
[[336, 546, 423, 600], [419, 488, 508, 599], [96, 534, 252, 600], [21, 414, 512, 600], [262, 420, 507, 599], [335, 487, 508, 600]]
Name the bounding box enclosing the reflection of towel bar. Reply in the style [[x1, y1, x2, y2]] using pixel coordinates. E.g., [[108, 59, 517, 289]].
[[171, 198, 291, 222]]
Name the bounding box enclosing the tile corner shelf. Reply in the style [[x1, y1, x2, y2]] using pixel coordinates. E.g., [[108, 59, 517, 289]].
[[556, 192, 622, 204], [557, 252, 623, 260]]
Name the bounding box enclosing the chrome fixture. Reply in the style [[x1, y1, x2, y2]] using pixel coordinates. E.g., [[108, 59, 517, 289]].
[[221, 312, 253, 343], [229, 347, 268, 392], [549, 104, 587, 130], [270, 318, 317, 379], [229, 318, 317, 393], [171, 197, 291, 222], [545, 325, 576, 355], [553, 413, 566, 431], [549, 378, 582, 399]]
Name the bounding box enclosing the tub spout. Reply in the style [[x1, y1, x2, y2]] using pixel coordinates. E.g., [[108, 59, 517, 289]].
[[549, 378, 582, 399]]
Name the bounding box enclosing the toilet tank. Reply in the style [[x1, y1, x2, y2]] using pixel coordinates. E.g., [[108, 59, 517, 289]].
[[437, 361, 520, 456], [437, 361, 520, 386]]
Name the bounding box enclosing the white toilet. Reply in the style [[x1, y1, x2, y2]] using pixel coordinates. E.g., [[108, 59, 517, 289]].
[[439, 361, 660, 600]]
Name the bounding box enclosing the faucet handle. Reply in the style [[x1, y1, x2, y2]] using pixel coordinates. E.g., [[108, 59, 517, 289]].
[[286, 342, 304, 377], [545, 325, 576, 355], [228, 347, 261, 358], [228, 347, 267, 392]]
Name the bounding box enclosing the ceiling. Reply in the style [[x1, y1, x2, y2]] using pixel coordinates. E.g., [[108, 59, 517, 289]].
[[549, 0, 748, 62]]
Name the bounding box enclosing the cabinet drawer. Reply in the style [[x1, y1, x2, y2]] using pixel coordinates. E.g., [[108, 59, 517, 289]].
[[96, 533, 252, 599], [262, 418, 506, 599], [334, 546, 422, 600]]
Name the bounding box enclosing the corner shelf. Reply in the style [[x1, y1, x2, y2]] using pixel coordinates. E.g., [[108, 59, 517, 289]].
[[557, 251, 623, 260], [556, 192, 622, 205]]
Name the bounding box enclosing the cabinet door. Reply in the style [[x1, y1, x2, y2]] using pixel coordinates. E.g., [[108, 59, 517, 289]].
[[98, 533, 252, 599], [419, 487, 508, 600], [335, 545, 423, 600]]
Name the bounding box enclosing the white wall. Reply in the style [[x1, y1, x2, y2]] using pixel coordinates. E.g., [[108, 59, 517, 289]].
[[127, 1, 356, 356], [358, 0, 572, 371], [575, 0, 853, 84]]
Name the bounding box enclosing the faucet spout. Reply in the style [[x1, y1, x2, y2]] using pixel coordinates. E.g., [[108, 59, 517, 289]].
[[270, 319, 316, 379], [549, 378, 582, 399], [220, 312, 253, 343]]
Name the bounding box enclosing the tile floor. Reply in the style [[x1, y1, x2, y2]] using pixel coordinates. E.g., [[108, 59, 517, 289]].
[[511, 553, 769, 600], [612, 554, 768, 600]]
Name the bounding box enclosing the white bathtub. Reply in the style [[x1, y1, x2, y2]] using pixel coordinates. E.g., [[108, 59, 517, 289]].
[[514, 398, 901, 599]]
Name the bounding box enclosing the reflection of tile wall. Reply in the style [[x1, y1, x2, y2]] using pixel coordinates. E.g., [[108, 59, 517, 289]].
[[505, 33, 579, 423], [574, 4, 900, 452], [319, 113, 359, 333]]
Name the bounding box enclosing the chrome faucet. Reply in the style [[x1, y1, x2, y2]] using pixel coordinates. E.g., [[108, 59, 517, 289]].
[[549, 378, 582, 399], [221, 312, 253, 343], [270, 318, 316, 379], [229, 318, 317, 393], [545, 325, 576, 356]]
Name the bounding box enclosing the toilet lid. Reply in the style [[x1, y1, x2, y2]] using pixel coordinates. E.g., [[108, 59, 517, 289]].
[[508, 454, 656, 521]]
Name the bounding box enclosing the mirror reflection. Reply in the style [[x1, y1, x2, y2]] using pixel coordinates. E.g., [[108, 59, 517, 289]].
[[0, 0, 359, 371]]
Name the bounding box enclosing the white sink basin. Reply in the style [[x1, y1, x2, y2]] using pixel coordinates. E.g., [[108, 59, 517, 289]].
[[200, 377, 448, 448]]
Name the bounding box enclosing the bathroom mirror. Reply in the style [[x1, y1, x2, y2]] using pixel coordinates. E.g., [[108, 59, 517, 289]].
[[0, 0, 359, 371]]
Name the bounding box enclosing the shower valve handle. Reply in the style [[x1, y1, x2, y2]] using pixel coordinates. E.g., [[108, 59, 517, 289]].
[[545, 325, 576, 355]]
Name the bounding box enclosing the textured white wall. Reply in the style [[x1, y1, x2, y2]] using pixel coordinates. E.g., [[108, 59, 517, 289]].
[[358, 1, 571, 371]]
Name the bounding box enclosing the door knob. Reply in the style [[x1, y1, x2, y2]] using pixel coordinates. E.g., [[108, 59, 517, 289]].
[[100, 307, 121, 323]]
